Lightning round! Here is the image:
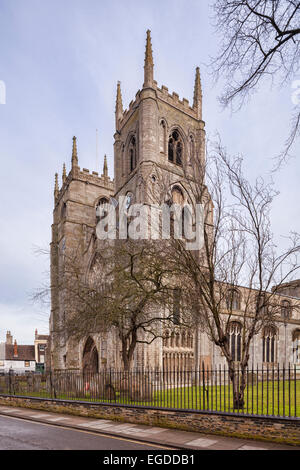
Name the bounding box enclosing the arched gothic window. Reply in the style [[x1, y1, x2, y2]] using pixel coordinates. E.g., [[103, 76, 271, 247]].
[[168, 130, 183, 166], [159, 120, 166, 154], [262, 326, 276, 363], [227, 321, 242, 362], [96, 197, 109, 228], [281, 300, 292, 320], [129, 136, 137, 173], [171, 186, 184, 205], [226, 289, 241, 311], [292, 330, 300, 364]]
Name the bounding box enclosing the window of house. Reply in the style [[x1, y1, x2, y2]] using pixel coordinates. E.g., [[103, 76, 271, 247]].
[[262, 326, 276, 363], [24, 361, 30, 367], [168, 130, 183, 166], [227, 321, 242, 362]]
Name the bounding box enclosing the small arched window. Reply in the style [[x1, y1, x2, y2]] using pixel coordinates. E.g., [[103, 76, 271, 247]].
[[227, 321, 242, 362], [292, 330, 300, 364], [168, 130, 183, 166], [226, 289, 241, 311], [281, 300, 292, 320], [129, 136, 137, 173], [159, 120, 166, 154], [263, 326, 276, 363], [96, 197, 109, 226], [171, 186, 184, 205]]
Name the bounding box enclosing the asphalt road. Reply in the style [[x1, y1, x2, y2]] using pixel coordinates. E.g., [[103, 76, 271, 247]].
[[0, 415, 170, 450]]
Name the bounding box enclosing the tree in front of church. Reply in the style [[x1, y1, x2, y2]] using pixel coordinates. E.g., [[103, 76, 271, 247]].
[[55, 237, 188, 372], [158, 138, 300, 409]]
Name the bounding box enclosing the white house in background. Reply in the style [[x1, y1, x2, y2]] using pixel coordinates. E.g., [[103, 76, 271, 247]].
[[0, 331, 35, 374], [34, 329, 49, 372]]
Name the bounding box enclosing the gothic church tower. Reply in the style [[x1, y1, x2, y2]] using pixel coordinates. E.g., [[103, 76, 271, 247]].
[[49, 30, 207, 371]]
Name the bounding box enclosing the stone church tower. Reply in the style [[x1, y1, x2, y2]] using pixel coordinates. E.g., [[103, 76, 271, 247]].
[[49, 31, 209, 372]]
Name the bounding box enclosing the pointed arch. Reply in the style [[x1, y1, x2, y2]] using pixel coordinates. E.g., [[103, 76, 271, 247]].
[[82, 336, 99, 373]]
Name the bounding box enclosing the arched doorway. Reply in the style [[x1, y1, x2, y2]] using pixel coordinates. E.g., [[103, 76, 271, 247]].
[[82, 337, 99, 373]]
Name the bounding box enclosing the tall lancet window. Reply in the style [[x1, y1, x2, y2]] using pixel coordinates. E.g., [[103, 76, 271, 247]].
[[227, 321, 242, 362], [159, 120, 166, 154], [262, 326, 276, 363], [168, 130, 183, 166], [129, 136, 137, 173]]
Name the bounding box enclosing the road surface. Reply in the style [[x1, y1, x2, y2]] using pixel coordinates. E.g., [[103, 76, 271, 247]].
[[0, 414, 173, 450]]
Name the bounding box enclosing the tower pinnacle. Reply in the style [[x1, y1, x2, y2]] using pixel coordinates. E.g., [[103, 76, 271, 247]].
[[115, 81, 124, 131], [62, 163, 67, 183], [71, 136, 78, 168], [143, 30, 154, 88], [54, 173, 59, 202], [102, 154, 108, 178], [193, 67, 202, 119]]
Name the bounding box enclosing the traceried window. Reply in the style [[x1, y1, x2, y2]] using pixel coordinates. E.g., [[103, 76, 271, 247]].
[[262, 326, 276, 363], [281, 300, 292, 320], [226, 289, 241, 311], [168, 130, 183, 166], [129, 136, 137, 173], [227, 321, 242, 362], [292, 330, 300, 364]]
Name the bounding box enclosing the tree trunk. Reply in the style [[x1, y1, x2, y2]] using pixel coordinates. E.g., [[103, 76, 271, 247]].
[[228, 363, 247, 410]]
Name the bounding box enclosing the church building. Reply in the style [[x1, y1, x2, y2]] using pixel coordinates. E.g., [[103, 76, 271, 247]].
[[49, 31, 300, 373]]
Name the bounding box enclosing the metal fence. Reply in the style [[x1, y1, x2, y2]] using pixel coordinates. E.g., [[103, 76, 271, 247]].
[[0, 364, 299, 418]]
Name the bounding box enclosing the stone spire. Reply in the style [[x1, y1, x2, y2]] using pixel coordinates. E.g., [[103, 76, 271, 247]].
[[54, 172, 59, 202], [143, 29, 154, 88], [115, 81, 124, 131], [102, 154, 108, 178], [62, 163, 67, 183], [193, 67, 202, 119], [71, 136, 78, 168]]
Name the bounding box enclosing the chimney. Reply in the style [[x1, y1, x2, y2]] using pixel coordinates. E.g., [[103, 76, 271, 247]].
[[6, 331, 12, 345], [13, 340, 18, 357]]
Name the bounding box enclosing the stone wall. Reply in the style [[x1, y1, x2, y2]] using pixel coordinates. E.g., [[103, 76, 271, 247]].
[[0, 394, 299, 446]]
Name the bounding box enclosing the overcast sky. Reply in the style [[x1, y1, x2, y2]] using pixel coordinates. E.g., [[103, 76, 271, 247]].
[[0, 0, 299, 344]]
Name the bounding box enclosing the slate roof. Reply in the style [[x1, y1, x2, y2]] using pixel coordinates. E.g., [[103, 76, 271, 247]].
[[5, 344, 35, 361]]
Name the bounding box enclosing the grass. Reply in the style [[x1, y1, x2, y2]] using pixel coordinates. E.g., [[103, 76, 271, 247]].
[[3, 378, 299, 418]]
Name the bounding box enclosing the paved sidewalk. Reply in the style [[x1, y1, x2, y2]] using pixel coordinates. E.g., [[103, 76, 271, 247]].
[[0, 405, 298, 450]]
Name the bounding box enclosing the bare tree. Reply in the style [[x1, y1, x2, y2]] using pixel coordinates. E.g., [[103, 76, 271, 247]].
[[35, 237, 188, 372], [211, 0, 300, 163], [158, 140, 300, 408]]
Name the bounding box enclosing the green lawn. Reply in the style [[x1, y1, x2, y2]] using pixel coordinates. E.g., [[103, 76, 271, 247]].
[[151, 379, 300, 417], [2, 377, 299, 417]]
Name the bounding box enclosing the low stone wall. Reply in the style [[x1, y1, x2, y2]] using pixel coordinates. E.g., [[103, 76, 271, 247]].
[[0, 394, 299, 446]]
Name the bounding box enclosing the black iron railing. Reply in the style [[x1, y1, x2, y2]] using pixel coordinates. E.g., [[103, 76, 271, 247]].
[[0, 364, 299, 418]]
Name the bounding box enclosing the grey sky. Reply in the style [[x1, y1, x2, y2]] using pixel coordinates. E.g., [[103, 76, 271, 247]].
[[0, 0, 299, 344]]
